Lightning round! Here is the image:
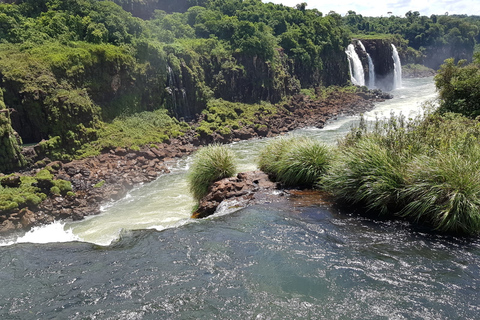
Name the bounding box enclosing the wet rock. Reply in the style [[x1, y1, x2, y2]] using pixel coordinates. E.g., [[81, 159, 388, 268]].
[[193, 171, 277, 219], [19, 208, 36, 228], [0, 220, 16, 233]]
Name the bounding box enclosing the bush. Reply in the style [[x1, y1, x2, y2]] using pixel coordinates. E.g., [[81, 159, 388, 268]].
[[400, 150, 480, 234], [187, 144, 236, 201], [321, 137, 406, 214], [259, 136, 333, 187], [258, 135, 298, 176], [321, 111, 480, 235]]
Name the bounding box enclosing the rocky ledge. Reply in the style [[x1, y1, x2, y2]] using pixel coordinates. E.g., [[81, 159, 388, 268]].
[[0, 89, 391, 234], [193, 171, 334, 219]]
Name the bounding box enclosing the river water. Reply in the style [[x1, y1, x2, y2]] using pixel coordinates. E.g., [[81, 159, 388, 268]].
[[1, 78, 479, 319]]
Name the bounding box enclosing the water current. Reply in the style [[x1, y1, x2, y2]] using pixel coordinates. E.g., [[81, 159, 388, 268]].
[[1, 77, 479, 319]]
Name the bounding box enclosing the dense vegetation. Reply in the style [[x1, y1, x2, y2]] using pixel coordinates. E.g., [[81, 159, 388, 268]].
[[0, 0, 478, 171], [258, 135, 332, 187], [344, 11, 480, 68], [0, 0, 354, 169], [321, 112, 480, 235], [434, 52, 480, 117]]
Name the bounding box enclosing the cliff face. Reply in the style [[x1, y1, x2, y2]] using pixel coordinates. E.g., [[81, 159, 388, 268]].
[[351, 39, 397, 91], [0, 90, 25, 173]]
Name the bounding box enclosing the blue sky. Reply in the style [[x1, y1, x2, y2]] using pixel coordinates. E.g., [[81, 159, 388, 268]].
[[262, 0, 479, 17]]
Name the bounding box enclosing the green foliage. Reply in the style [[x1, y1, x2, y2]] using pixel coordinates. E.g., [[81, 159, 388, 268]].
[[258, 136, 333, 187], [321, 112, 480, 235], [0, 171, 71, 213], [93, 180, 105, 188], [197, 99, 277, 136], [187, 144, 236, 201], [435, 57, 480, 117], [78, 109, 189, 157]]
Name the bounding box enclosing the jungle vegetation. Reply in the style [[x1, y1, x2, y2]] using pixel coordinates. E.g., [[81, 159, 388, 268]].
[[0, 0, 478, 171]]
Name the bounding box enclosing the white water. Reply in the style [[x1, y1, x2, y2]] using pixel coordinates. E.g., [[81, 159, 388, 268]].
[[345, 44, 365, 86], [358, 41, 375, 88], [0, 78, 436, 247], [392, 44, 402, 89]]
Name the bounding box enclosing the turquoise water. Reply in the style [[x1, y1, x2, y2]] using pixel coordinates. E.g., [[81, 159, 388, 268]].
[[2, 78, 478, 319]]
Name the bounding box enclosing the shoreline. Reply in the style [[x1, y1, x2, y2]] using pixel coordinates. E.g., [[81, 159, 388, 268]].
[[0, 89, 391, 234]]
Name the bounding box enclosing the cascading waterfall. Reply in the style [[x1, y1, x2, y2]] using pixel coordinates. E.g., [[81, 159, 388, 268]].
[[345, 44, 365, 86], [391, 44, 402, 89], [358, 41, 375, 88], [166, 65, 177, 111]]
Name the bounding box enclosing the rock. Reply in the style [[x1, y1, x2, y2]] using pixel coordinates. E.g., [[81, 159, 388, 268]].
[[193, 171, 277, 219], [114, 147, 128, 156], [0, 220, 16, 233], [19, 208, 36, 229], [0, 174, 21, 188]]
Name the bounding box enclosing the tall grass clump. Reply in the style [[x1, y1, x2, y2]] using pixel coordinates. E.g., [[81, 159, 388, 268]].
[[322, 111, 480, 235], [400, 150, 480, 234], [321, 138, 407, 214], [187, 144, 237, 201], [258, 136, 333, 187]]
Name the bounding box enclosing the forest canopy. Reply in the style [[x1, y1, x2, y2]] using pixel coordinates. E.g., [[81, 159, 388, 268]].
[[0, 0, 478, 168]]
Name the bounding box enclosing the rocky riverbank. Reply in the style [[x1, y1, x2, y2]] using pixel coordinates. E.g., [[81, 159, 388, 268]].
[[0, 89, 391, 234]]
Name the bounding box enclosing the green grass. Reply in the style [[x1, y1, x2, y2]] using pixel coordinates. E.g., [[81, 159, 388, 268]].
[[196, 99, 278, 136], [258, 136, 333, 187], [187, 144, 237, 201], [0, 171, 73, 213], [321, 111, 480, 235], [78, 109, 190, 158], [400, 150, 480, 234]]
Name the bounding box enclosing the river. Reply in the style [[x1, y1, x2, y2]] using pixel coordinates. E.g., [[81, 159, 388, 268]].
[[1, 77, 479, 319]]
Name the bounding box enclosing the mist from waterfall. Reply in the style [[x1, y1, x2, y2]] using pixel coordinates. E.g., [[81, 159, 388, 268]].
[[345, 44, 365, 86], [391, 44, 402, 89], [358, 41, 376, 88]]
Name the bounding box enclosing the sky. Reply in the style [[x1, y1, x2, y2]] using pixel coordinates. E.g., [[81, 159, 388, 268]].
[[262, 0, 480, 17]]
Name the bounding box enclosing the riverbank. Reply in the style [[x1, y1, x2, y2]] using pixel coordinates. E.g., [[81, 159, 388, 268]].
[[0, 89, 391, 234]]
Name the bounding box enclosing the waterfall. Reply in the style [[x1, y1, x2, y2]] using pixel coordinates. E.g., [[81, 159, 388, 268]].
[[358, 41, 375, 88], [345, 44, 365, 86], [391, 44, 402, 89], [166, 65, 177, 111]]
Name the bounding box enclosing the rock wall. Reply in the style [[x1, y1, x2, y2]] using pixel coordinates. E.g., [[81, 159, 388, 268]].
[[353, 39, 396, 91], [0, 90, 26, 173]]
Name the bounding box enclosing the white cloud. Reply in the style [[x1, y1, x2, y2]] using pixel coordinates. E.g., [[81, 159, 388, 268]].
[[262, 0, 480, 17]]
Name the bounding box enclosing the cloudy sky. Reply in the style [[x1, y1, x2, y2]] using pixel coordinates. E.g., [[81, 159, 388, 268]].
[[262, 0, 479, 17]]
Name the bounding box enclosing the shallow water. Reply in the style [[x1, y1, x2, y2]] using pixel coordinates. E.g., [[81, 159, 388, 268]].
[[3, 78, 477, 319]]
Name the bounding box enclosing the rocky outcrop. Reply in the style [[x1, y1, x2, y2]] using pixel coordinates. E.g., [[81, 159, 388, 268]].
[[402, 64, 436, 78], [0, 89, 26, 172], [192, 171, 278, 219], [192, 170, 335, 219]]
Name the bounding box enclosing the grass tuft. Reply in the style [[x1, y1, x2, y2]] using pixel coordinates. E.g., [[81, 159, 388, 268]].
[[258, 136, 333, 187], [187, 144, 237, 201]]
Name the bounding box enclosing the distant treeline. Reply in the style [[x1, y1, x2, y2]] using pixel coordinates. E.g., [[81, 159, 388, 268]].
[[343, 10, 480, 68]]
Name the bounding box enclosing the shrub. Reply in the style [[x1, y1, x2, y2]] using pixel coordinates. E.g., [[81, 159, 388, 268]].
[[258, 135, 300, 176], [322, 111, 480, 235], [321, 137, 406, 214], [259, 136, 333, 187], [400, 150, 480, 234], [187, 144, 236, 201]]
